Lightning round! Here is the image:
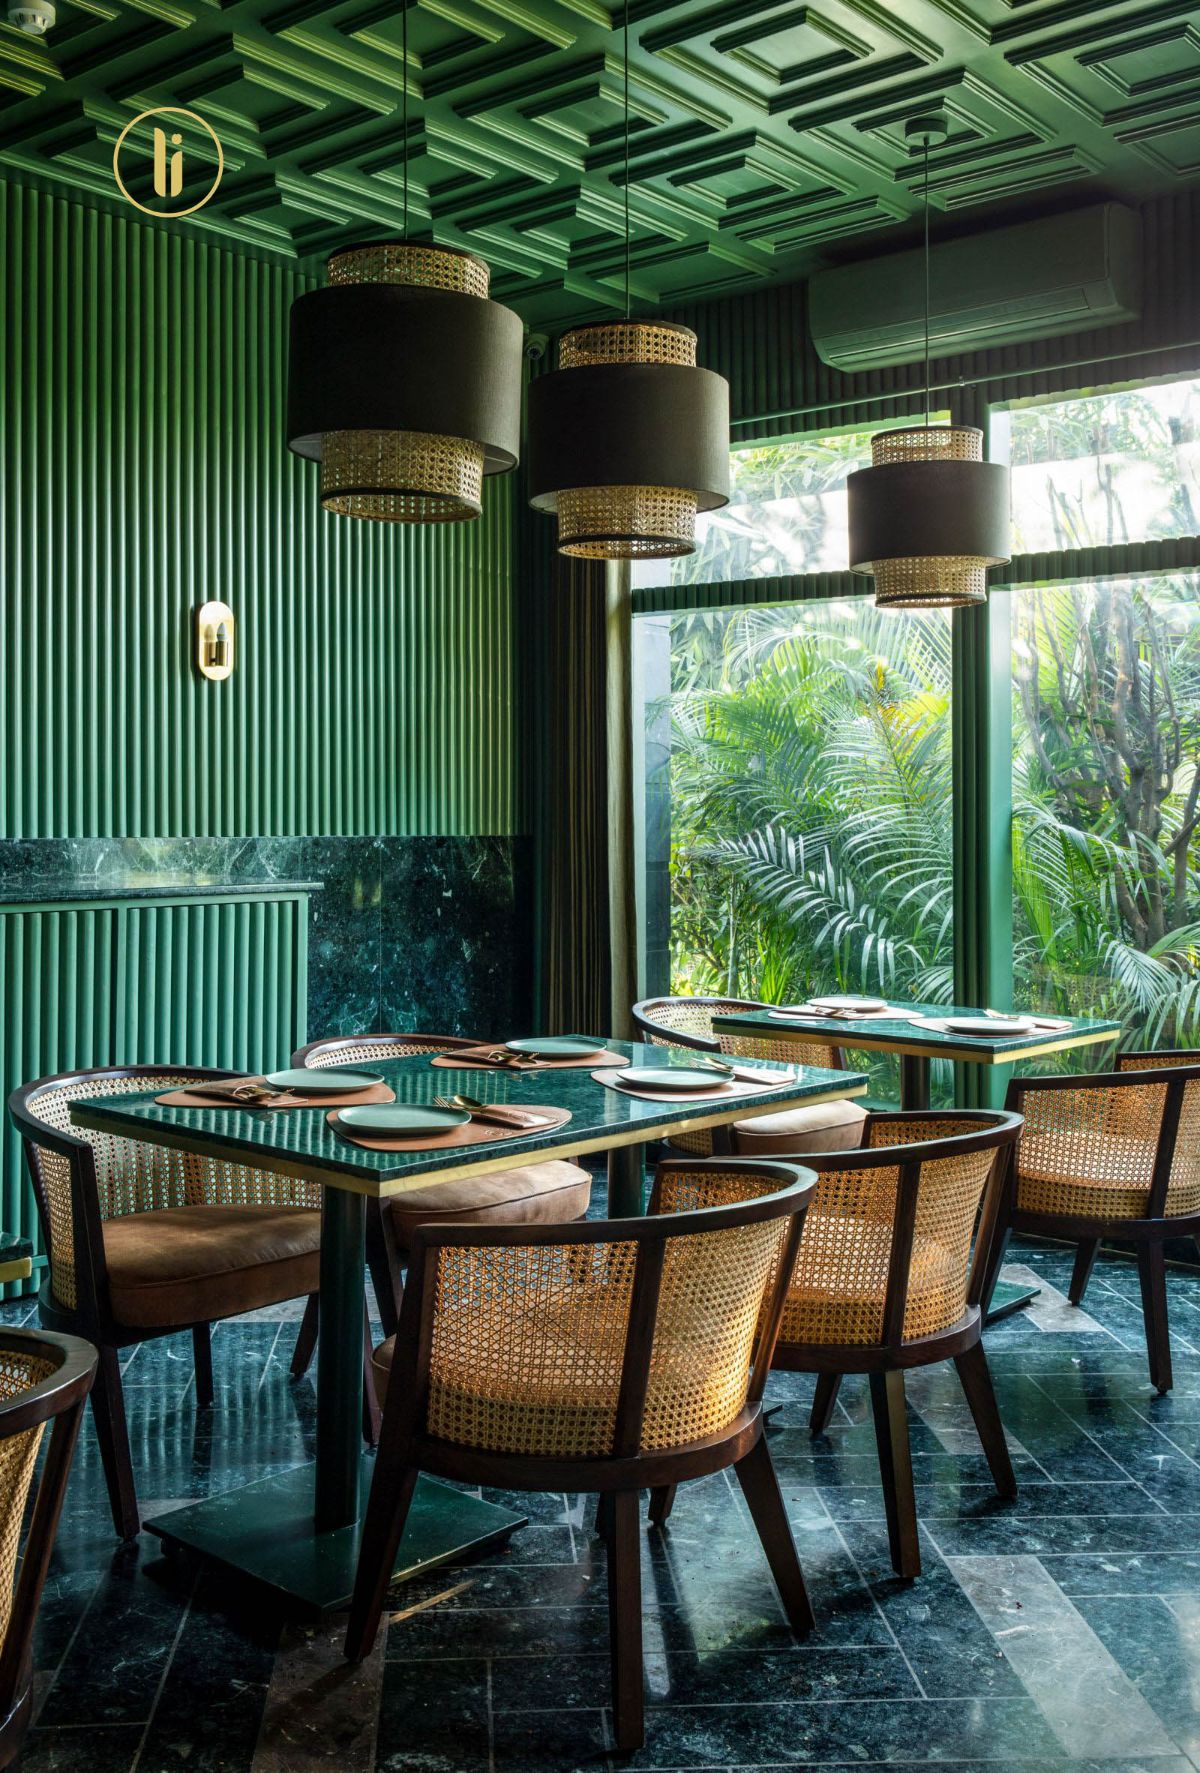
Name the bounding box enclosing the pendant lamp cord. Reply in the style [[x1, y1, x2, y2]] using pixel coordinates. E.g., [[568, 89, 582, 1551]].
[[402, 0, 409, 240], [922, 131, 930, 432], [623, 0, 631, 320]]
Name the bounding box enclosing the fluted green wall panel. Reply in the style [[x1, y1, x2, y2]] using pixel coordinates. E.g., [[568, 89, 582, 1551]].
[[0, 890, 309, 1297], [0, 179, 515, 841]]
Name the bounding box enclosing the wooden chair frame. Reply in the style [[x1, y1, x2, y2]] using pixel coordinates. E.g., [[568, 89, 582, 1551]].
[[8, 1065, 333, 1539], [0, 1329, 96, 1770], [980, 1059, 1200, 1395], [764, 1109, 1024, 1579], [346, 1159, 817, 1752]]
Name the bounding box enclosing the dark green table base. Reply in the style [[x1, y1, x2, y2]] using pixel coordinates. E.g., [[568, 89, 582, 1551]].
[[145, 1459, 526, 1612]]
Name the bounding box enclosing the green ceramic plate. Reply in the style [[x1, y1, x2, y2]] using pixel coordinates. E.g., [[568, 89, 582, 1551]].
[[505, 1036, 604, 1058], [617, 1065, 731, 1091], [338, 1103, 469, 1134], [263, 1068, 382, 1094]]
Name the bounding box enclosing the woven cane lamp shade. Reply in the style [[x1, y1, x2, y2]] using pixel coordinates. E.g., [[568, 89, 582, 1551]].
[[526, 319, 730, 559], [287, 242, 522, 524], [847, 424, 1011, 609]]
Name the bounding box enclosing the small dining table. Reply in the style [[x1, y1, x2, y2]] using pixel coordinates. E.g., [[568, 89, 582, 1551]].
[[713, 1001, 1121, 1112], [70, 1040, 866, 1611]]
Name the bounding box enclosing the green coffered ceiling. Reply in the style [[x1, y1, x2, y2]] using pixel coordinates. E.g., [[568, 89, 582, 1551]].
[[0, 0, 1195, 325]]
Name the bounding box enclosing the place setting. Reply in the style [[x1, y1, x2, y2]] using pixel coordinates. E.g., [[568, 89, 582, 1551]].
[[327, 1090, 571, 1152], [154, 1067, 396, 1110], [594, 1051, 799, 1105], [430, 1034, 627, 1071]]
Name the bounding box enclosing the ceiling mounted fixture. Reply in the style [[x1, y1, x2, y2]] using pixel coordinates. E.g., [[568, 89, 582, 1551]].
[[847, 114, 1010, 609], [286, 6, 522, 522], [525, 0, 730, 559]]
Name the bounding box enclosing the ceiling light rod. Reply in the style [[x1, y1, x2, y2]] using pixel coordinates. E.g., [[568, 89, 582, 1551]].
[[845, 107, 1010, 610]]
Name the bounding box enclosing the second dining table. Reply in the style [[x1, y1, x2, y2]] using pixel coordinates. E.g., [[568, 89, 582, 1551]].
[[69, 1038, 867, 1611]]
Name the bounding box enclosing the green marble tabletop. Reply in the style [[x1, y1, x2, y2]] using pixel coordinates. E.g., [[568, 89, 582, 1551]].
[[68, 1042, 868, 1198], [713, 1002, 1121, 1064]]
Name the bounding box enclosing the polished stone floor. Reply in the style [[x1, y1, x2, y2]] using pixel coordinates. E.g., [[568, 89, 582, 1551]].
[[6, 1224, 1200, 1773]]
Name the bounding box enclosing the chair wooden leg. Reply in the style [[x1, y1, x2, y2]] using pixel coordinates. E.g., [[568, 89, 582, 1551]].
[[869, 1370, 920, 1579], [1068, 1239, 1101, 1306], [345, 1461, 419, 1663], [953, 1341, 1016, 1499], [91, 1344, 139, 1542], [594, 1493, 612, 1537], [192, 1323, 214, 1410], [290, 1293, 319, 1379], [366, 1200, 404, 1342], [362, 1308, 382, 1448], [605, 1490, 644, 1754], [810, 1372, 842, 1437], [733, 1436, 813, 1635], [648, 1485, 676, 1527], [1137, 1242, 1173, 1394]]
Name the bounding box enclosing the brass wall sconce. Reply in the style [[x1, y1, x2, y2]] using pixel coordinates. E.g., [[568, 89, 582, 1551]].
[[196, 601, 235, 680]]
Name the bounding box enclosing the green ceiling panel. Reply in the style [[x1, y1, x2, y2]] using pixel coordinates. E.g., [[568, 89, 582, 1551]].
[[0, 0, 1194, 327]]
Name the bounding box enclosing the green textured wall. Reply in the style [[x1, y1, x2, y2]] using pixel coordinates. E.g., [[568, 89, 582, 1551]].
[[0, 179, 516, 841]]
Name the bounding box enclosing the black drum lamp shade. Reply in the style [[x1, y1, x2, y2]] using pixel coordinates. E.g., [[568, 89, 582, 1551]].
[[847, 425, 1011, 608], [526, 321, 731, 559], [287, 243, 523, 523]]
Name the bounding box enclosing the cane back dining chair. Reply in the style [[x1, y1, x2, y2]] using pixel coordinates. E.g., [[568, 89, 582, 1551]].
[[9, 1066, 326, 1540], [0, 1329, 96, 1768], [347, 1158, 818, 1752], [632, 996, 867, 1158], [293, 1033, 592, 1343], [982, 1054, 1200, 1395], [738, 1110, 1024, 1579]]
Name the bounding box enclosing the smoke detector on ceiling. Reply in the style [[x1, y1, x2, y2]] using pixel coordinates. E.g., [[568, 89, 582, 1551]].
[[8, 0, 55, 32]]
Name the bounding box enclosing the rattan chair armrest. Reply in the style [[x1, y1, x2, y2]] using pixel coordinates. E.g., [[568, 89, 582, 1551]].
[[0, 1331, 97, 1436]]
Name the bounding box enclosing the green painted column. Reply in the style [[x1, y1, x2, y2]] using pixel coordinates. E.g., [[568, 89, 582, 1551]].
[[951, 398, 1014, 1111]]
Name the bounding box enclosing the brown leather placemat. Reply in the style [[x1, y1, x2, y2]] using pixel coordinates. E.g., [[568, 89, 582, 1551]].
[[432, 1047, 625, 1072], [158, 1080, 397, 1110], [591, 1070, 783, 1107], [327, 1103, 572, 1152]]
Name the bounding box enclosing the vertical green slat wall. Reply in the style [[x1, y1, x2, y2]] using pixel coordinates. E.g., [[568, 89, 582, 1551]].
[[0, 892, 309, 1298], [0, 179, 516, 840]]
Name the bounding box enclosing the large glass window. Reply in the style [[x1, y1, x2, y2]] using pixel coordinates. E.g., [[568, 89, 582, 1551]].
[[631, 430, 877, 589], [1012, 569, 1200, 1049], [1006, 376, 1200, 553], [638, 596, 954, 1098]]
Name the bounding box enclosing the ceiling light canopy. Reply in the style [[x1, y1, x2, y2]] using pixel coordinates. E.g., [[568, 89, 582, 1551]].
[[287, 240, 523, 523], [526, 319, 731, 558], [846, 113, 1011, 610]]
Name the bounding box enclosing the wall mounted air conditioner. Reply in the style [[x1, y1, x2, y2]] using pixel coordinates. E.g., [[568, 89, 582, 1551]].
[[809, 202, 1142, 373]]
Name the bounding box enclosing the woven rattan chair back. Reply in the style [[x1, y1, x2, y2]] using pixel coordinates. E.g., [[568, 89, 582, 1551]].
[[0, 1330, 95, 1768], [392, 1161, 815, 1465], [1009, 1059, 1200, 1225], [779, 1110, 1023, 1353], [294, 1032, 475, 1069], [10, 1068, 320, 1316]]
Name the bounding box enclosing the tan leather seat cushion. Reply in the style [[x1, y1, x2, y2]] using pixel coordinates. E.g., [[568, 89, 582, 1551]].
[[732, 1097, 868, 1157], [103, 1205, 321, 1328], [387, 1161, 591, 1247]]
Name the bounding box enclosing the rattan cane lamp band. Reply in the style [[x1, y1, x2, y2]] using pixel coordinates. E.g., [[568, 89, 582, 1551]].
[[320, 430, 485, 522], [847, 425, 1010, 611], [287, 239, 522, 525], [526, 319, 729, 560]]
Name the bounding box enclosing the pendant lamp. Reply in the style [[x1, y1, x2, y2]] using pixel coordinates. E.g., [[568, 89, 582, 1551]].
[[847, 116, 1010, 608], [525, 2, 730, 558], [286, 7, 522, 522]]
